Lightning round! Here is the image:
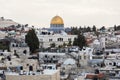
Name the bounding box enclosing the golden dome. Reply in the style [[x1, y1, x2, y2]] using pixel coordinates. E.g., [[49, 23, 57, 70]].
[[50, 16, 64, 24]]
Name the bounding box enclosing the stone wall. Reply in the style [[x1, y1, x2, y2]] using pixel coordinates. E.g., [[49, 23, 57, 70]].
[[6, 71, 60, 80]]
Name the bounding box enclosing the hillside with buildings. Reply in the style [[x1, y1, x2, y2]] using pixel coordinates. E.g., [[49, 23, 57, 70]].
[[0, 16, 120, 80], [0, 17, 18, 28]]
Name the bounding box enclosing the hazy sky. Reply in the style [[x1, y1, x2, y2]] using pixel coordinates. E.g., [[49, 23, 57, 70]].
[[0, 0, 120, 28]]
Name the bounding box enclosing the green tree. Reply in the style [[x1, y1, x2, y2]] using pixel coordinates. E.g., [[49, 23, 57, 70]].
[[63, 42, 67, 47], [71, 27, 79, 35], [73, 38, 78, 46], [92, 25, 97, 32], [0, 39, 10, 51], [68, 40, 72, 46], [50, 43, 56, 48], [117, 25, 120, 30], [0, 44, 7, 50], [25, 29, 39, 54], [114, 25, 117, 31], [100, 26, 106, 31], [73, 34, 87, 49], [86, 26, 91, 32], [95, 31, 100, 37], [25, 24, 28, 27], [83, 26, 87, 32]]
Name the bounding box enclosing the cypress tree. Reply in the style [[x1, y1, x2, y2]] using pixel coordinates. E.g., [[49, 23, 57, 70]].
[[73, 34, 86, 49], [92, 25, 97, 32], [25, 29, 39, 54]]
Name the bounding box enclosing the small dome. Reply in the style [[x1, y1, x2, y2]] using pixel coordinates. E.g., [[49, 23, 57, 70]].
[[50, 16, 64, 24]]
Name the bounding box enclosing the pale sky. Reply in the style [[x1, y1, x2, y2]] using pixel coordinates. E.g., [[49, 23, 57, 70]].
[[0, 0, 120, 28]]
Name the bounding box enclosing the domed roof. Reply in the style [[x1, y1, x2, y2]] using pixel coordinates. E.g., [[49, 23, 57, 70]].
[[50, 16, 64, 24]]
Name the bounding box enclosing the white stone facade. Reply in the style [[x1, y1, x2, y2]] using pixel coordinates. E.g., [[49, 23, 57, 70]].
[[37, 34, 77, 48]]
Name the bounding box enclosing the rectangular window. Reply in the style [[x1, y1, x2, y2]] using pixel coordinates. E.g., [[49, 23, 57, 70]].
[[92, 56, 103, 59], [109, 63, 112, 65], [49, 39, 53, 42], [84, 56, 86, 59], [78, 56, 81, 59], [40, 39, 43, 41], [68, 38, 71, 41], [58, 38, 63, 41]]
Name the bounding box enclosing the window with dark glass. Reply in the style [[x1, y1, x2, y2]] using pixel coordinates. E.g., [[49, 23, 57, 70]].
[[58, 38, 63, 41], [68, 38, 71, 41], [49, 39, 53, 42]]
